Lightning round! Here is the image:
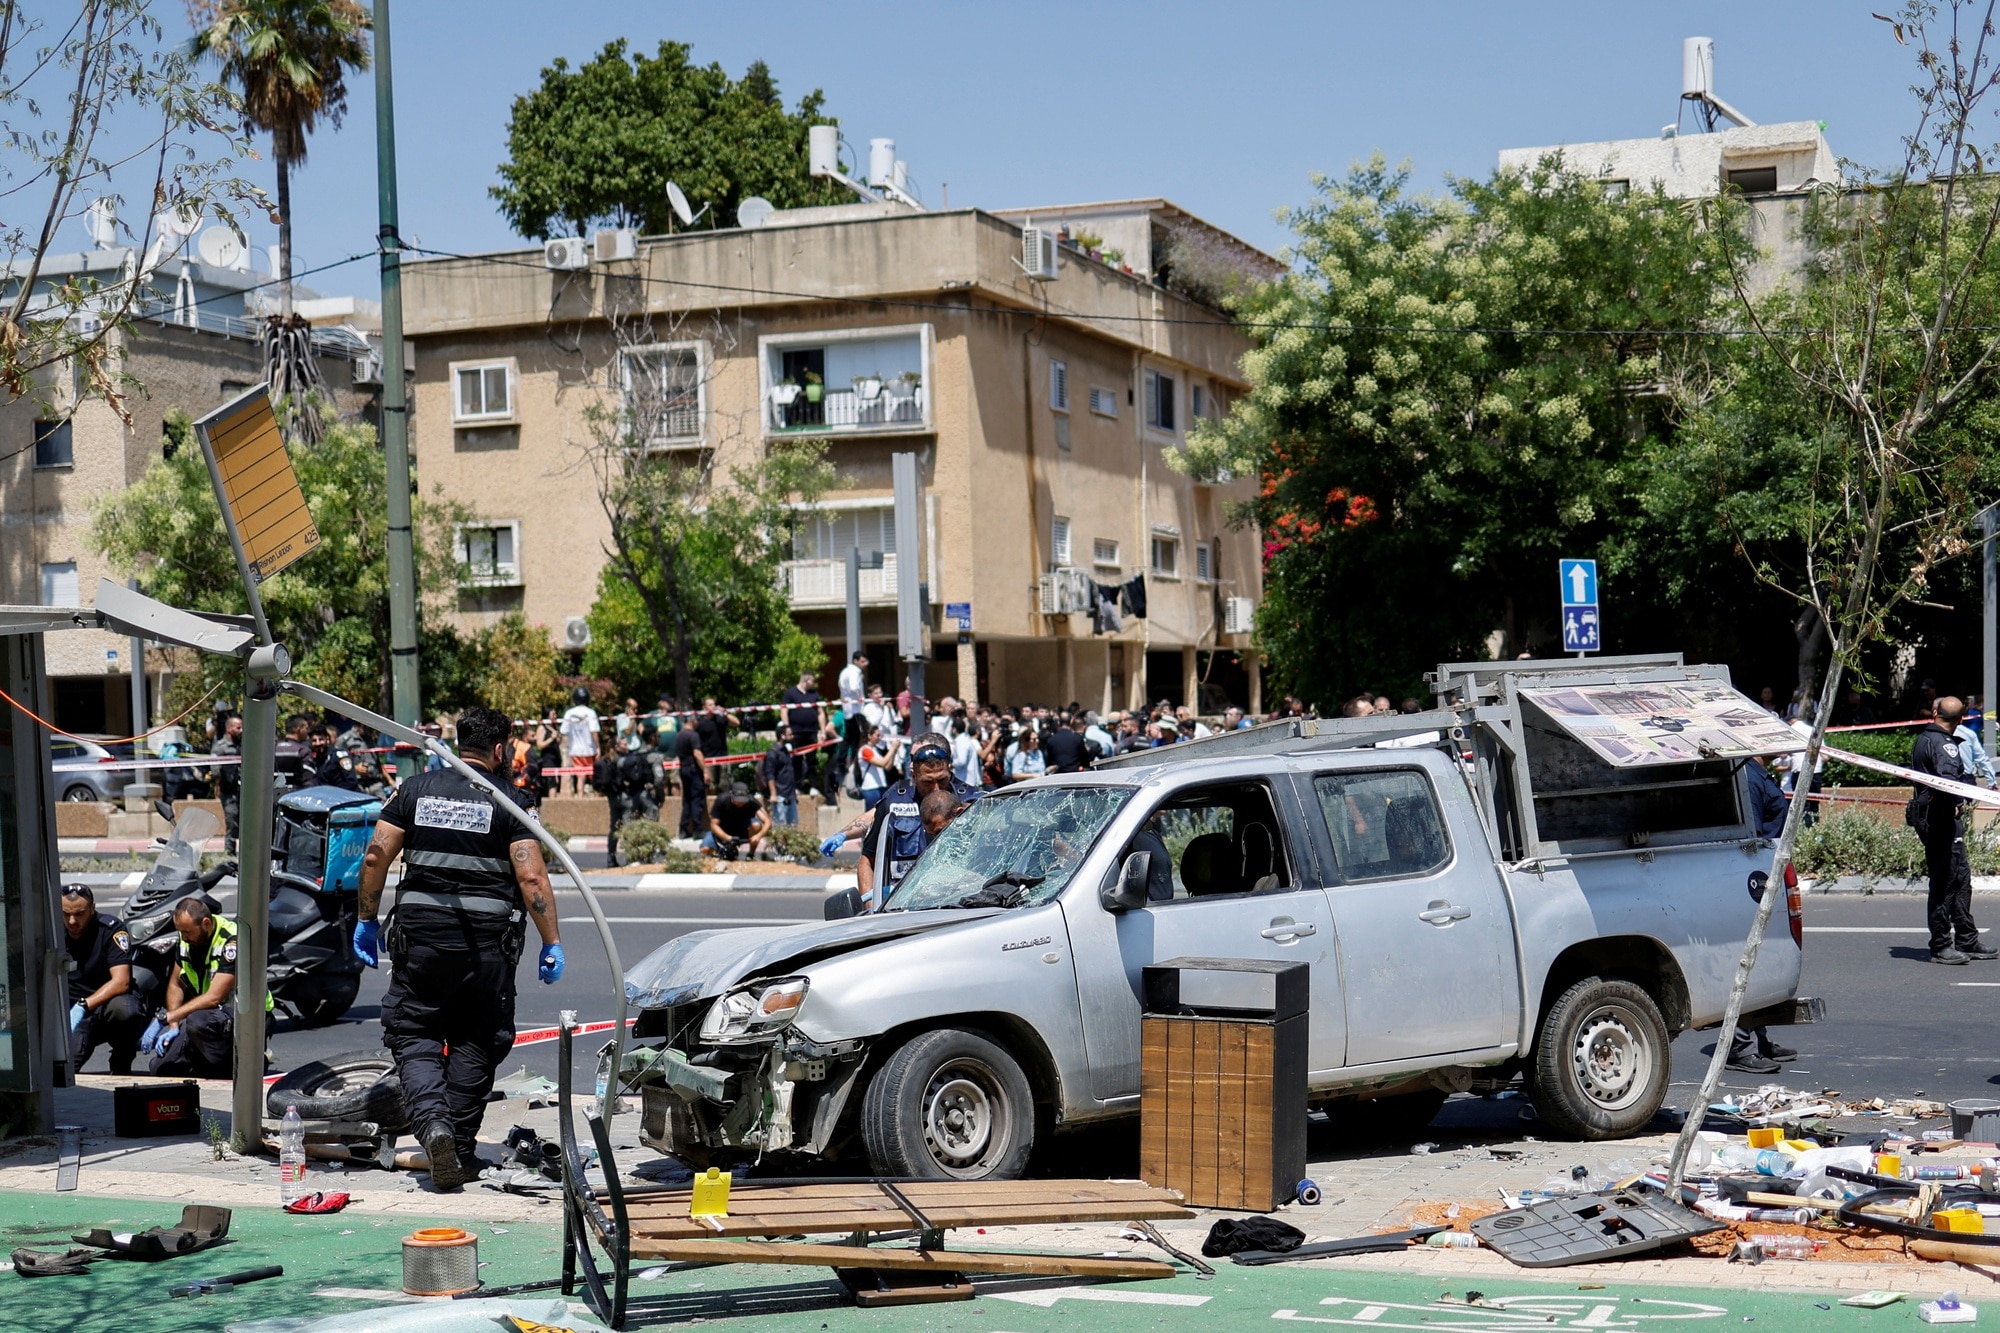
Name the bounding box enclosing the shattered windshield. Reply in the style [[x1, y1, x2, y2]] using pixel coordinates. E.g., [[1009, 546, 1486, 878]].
[[884, 786, 1133, 911]]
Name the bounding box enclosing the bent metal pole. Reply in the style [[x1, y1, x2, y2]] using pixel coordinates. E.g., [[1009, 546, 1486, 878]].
[[277, 681, 628, 1101], [231, 643, 287, 1151]]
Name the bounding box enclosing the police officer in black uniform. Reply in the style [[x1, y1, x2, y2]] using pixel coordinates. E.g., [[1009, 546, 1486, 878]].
[[306, 723, 361, 791], [858, 732, 983, 908], [354, 706, 564, 1191], [1912, 696, 1998, 964], [61, 885, 144, 1075]]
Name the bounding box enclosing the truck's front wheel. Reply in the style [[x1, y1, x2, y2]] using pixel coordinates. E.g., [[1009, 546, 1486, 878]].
[[860, 1028, 1036, 1180], [1527, 977, 1669, 1140]]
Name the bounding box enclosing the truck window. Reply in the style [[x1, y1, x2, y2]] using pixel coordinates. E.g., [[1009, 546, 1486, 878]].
[[1131, 781, 1291, 901], [1312, 769, 1452, 882]]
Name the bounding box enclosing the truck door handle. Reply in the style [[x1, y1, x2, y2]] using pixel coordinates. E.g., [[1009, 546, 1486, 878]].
[[1418, 900, 1471, 925], [1261, 918, 1316, 940]]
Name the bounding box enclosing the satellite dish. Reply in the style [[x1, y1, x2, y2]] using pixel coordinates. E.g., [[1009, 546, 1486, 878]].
[[666, 182, 694, 227], [155, 203, 202, 242], [737, 196, 775, 230], [84, 199, 118, 249], [197, 227, 244, 269]]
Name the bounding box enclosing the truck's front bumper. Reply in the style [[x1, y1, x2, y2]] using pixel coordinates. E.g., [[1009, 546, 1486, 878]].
[[629, 1032, 868, 1161], [1737, 995, 1826, 1028]]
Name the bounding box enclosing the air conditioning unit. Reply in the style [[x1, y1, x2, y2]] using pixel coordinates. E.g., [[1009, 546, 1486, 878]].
[[1038, 567, 1093, 616], [544, 237, 590, 271], [593, 228, 638, 262], [66, 312, 104, 337], [352, 351, 383, 386], [563, 616, 592, 649], [1223, 596, 1256, 635], [1019, 227, 1059, 282]]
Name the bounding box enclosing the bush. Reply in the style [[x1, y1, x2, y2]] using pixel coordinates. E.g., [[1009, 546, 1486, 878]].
[[1819, 727, 1916, 788], [1793, 808, 2000, 877], [767, 825, 823, 862], [617, 819, 702, 870]]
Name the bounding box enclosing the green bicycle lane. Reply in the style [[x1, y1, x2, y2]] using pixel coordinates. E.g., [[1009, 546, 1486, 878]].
[[0, 1190, 1947, 1332]]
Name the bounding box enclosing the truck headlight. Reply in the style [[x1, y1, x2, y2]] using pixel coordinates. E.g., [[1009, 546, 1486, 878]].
[[700, 977, 809, 1043]]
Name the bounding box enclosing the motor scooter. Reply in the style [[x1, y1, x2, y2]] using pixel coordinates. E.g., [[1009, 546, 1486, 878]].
[[122, 801, 364, 1027]]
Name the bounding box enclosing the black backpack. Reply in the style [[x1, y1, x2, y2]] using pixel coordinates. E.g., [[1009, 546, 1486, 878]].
[[590, 755, 619, 795]]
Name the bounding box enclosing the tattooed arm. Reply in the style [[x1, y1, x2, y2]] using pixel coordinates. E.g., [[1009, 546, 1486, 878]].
[[512, 838, 561, 947], [358, 822, 408, 922]]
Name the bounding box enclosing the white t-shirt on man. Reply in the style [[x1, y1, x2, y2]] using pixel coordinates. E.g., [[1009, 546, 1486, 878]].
[[561, 704, 601, 758], [838, 663, 866, 709]]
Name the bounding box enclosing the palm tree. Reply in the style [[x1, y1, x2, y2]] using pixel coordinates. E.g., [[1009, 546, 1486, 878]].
[[191, 0, 369, 439]]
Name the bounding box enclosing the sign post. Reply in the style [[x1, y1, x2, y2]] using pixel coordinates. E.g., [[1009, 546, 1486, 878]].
[[1559, 559, 1600, 657]]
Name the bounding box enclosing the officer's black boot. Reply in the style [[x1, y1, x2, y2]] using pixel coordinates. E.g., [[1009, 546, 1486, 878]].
[[422, 1120, 466, 1191]]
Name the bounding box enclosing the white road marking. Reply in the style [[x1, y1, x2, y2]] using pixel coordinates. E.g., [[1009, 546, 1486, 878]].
[[1804, 926, 1930, 933], [559, 916, 812, 925], [1956, 982, 2000, 987], [988, 1287, 1210, 1308]]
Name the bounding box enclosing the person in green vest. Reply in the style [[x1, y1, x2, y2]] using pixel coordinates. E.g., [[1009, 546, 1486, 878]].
[[141, 898, 267, 1078]]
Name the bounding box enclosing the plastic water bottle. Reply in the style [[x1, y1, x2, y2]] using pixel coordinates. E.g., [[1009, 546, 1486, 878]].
[[1425, 1231, 1480, 1248], [279, 1104, 306, 1205], [1747, 1234, 1817, 1260]]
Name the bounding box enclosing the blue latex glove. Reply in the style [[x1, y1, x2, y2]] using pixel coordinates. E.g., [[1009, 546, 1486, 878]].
[[352, 919, 381, 968], [68, 1002, 86, 1031], [538, 942, 565, 984], [140, 1015, 164, 1054], [157, 1025, 179, 1054], [820, 834, 846, 858]]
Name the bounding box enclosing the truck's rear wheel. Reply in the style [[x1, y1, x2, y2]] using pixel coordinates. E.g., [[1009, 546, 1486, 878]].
[[1527, 977, 1669, 1140], [860, 1028, 1035, 1180]]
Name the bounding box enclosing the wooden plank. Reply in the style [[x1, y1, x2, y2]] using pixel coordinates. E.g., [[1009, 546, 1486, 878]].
[[1216, 1019, 1249, 1209], [1140, 1016, 1168, 1190], [624, 1200, 1193, 1240], [618, 1182, 1185, 1220], [619, 1179, 1182, 1208], [1241, 1024, 1275, 1210], [625, 1237, 1177, 1280], [1167, 1017, 1195, 1198], [1190, 1019, 1221, 1205]]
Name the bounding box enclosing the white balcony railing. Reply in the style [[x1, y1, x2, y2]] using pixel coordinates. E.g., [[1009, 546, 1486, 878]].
[[782, 553, 900, 608], [769, 385, 926, 435]]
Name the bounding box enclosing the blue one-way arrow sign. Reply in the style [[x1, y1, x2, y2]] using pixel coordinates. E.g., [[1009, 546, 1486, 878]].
[[1560, 559, 1597, 607]]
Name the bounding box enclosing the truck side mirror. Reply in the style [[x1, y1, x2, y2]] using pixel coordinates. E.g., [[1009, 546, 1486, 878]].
[[823, 886, 865, 920], [1100, 851, 1151, 913]]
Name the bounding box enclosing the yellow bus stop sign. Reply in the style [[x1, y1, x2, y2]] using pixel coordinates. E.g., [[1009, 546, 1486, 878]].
[[194, 387, 320, 584]]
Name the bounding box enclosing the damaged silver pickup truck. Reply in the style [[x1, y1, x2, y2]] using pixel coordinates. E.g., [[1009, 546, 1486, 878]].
[[619, 655, 1820, 1180]]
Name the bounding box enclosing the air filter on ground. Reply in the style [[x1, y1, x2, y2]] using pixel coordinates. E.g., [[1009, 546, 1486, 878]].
[[402, 1226, 479, 1296]]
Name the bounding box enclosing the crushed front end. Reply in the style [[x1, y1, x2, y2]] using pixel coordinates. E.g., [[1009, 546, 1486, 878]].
[[624, 978, 868, 1163]]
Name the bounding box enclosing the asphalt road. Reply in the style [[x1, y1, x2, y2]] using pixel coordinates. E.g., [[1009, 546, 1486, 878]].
[[86, 886, 2000, 1119]]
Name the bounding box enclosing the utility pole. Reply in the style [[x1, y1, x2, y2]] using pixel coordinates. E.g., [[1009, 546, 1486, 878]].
[[893, 452, 926, 734], [375, 0, 421, 762], [1984, 505, 1997, 758]]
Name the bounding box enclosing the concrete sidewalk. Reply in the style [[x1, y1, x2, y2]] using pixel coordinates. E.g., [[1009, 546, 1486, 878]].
[[61, 868, 852, 893]]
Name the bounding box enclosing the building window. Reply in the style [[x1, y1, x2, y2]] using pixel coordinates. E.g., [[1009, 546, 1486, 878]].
[[1723, 165, 1778, 193], [1145, 369, 1177, 432], [40, 561, 79, 607], [1088, 386, 1118, 418], [452, 360, 515, 423], [1195, 540, 1214, 582], [1054, 414, 1071, 452], [33, 419, 73, 469], [457, 521, 522, 586], [1050, 359, 1069, 412], [1601, 178, 1631, 199], [1151, 533, 1180, 579], [1190, 384, 1207, 421], [1093, 538, 1120, 570], [621, 344, 703, 445], [1051, 516, 1072, 567]]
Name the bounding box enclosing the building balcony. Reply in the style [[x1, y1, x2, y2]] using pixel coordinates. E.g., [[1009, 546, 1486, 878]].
[[768, 384, 927, 436], [783, 553, 900, 608]]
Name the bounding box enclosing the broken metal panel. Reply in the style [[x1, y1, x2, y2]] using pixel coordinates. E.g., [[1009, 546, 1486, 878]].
[[1470, 1190, 1723, 1267]]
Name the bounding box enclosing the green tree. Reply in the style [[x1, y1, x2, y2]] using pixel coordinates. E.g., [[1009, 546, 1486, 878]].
[[481, 613, 566, 723], [92, 413, 469, 714], [583, 437, 832, 708], [1175, 156, 1734, 704], [491, 39, 842, 240]]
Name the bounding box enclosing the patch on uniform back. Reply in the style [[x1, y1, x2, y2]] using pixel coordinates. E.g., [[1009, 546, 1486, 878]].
[[414, 796, 494, 834], [888, 802, 919, 817]]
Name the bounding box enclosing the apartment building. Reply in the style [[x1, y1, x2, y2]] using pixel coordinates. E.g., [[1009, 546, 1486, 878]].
[[401, 199, 1278, 713], [0, 244, 378, 733]]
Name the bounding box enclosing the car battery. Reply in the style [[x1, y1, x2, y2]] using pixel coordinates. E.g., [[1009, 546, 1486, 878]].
[[1140, 957, 1307, 1212], [113, 1080, 201, 1137]]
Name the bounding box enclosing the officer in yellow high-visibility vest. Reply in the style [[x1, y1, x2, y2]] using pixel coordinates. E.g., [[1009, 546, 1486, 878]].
[[142, 898, 268, 1077]]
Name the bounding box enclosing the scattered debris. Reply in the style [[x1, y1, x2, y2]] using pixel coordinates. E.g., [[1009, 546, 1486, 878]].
[[168, 1263, 282, 1298], [74, 1204, 231, 1261], [1841, 1291, 1908, 1308], [1470, 1191, 1723, 1268], [1231, 1226, 1448, 1265]]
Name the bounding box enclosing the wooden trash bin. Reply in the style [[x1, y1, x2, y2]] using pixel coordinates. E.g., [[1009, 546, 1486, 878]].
[[1139, 957, 1308, 1212]]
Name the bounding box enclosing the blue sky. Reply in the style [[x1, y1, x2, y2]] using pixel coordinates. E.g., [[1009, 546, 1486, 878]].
[[93, 2, 1935, 295]]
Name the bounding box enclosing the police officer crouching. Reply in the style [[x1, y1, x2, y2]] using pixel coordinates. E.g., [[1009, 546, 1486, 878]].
[[61, 884, 145, 1075], [143, 897, 266, 1078], [858, 732, 983, 909], [354, 706, 564, 1192]]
